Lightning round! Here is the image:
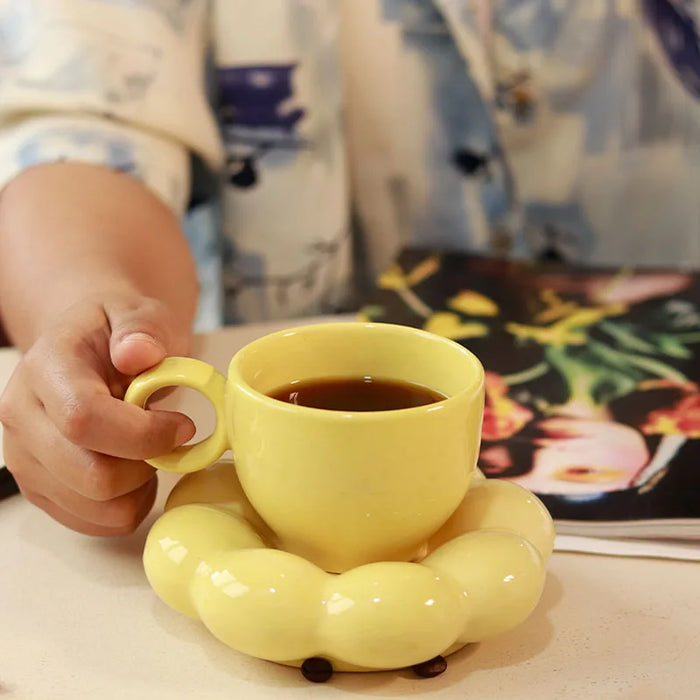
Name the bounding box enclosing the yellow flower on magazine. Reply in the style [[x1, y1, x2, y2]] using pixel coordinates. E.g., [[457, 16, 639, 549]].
[[507, 303, 627, 347], [506, 321, 587, 346], [424, 312, 488, 340], [534, 290, 580, 323], [448, 290, 499, 317], [377, 256, 440, 290]]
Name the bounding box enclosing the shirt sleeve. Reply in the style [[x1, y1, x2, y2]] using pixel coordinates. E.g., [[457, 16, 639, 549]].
[[0, 0, 223, 215]]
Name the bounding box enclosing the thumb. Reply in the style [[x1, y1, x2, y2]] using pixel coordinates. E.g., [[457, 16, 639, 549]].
[[107, 298, 188, 377]]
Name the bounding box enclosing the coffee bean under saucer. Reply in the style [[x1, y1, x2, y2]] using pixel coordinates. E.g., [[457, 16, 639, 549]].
[[143, 460, 555, 674], [298, 653, 448, 683]]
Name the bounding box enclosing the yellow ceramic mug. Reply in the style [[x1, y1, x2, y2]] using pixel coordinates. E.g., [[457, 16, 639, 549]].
[[125, 322, 485, 573]]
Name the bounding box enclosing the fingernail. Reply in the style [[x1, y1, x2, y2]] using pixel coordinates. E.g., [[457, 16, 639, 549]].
[[121, 332, 161, 347], [175, 422, 196, 445]]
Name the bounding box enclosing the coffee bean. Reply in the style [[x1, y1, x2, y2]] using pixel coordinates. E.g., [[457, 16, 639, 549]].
[[412, 655, 447, 678], [301, 657, 333, 683]]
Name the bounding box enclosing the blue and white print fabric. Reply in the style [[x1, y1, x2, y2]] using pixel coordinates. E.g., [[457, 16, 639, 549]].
[[0, 0, 219, 213], [1, 1, 699, 328], [211, 2, 351, 324], [345, 0, 700, 273]]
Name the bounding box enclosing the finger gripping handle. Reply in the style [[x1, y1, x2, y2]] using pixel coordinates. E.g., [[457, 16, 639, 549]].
[[125, 357, 228, 474]]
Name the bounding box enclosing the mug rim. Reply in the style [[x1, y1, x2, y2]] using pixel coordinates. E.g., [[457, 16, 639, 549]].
[[228, 322, 484, 418]]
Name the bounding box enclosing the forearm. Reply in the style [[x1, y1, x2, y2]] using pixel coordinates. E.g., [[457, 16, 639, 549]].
[[0, 163, 198, 351]]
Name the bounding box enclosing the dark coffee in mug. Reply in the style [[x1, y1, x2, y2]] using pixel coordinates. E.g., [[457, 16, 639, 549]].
[[267, 376, 447, 412]]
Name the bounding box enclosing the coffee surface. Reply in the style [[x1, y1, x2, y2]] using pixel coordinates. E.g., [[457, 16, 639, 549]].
[[268, 376, 446, 412]]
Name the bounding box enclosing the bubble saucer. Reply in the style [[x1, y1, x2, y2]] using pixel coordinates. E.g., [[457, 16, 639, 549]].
[[144, 459, 554, 674]]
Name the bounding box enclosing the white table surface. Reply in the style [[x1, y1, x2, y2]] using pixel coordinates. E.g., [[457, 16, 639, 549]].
[[1, 319, 699, 700]]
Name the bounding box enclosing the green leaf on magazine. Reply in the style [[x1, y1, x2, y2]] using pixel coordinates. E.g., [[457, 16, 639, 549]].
[[599, 321, 657, 354], [651, 333, 692, 359]]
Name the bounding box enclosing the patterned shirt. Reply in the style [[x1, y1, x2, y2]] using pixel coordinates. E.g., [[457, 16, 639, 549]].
[[1, 1, 699, 328]]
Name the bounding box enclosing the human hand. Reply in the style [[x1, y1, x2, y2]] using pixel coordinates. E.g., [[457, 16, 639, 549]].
[[0, 293, 195, 535]]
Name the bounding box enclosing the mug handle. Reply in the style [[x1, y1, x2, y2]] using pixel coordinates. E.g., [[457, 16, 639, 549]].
[[124, 357, 228, 474]]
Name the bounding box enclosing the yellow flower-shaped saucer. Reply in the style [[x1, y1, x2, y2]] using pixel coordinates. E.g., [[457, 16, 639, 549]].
[[144, 460, 555, 673]]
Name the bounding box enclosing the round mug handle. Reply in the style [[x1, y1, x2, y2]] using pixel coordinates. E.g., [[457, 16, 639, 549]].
[[124, 357, 228, 474]]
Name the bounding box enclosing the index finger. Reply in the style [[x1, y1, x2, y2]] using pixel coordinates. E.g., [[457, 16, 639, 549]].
[[40, 373, 195, 459]]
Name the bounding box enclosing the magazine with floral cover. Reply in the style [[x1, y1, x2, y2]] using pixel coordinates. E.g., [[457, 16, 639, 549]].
[[359, 249, 700, 547]]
